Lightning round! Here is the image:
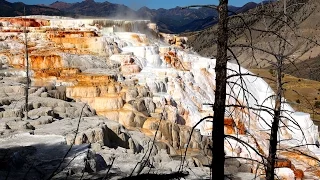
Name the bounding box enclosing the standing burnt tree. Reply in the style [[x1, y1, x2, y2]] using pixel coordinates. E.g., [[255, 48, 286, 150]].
[[212, 0, 229, 179], [23, 7, 30, 121]]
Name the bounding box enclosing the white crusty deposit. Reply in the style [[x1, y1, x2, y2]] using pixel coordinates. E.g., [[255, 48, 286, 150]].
[[0, 16, 319, 179]]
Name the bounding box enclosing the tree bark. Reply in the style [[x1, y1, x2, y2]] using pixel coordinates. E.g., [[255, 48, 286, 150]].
[[266, 1, 286, 179], [24, 7, 29, 121], [212, 0, 228, 179], [266, 57, 283, 180]]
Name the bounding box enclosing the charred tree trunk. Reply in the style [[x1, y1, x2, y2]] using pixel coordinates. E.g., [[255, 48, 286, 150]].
[[266, 56, 283, 180], [266, 1, 286, 179], [24, 7, 29, 121], [212, 0, 228, 179]]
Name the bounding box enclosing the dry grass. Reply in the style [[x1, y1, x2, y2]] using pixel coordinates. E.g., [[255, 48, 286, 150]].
[[250, 69, 320, 123]]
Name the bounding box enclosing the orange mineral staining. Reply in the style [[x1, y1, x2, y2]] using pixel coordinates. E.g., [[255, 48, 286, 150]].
[[0, 18, 41, 28], [224, 117, 236, 135], [46, 30, 98, 39], [223, 117, 246, 135], [164, 51, 190, 71], [30, 54, 63, 70], [275, 159, 292, 168], [131, 34, 143, 43], [275, 159, 305, 179]]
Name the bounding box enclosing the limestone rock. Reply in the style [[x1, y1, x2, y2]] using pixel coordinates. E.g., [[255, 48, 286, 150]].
[[47, 87, 66, 100], [33, 102, 42, 109], [234, 173, 260, 180], [142, 118, 205, 150], [118, 110, 135, 127], [137, 86, 150, 97], [91, 142, 102, 152], [125, 87, 138, 102], [238, 164, 252, 173], [121, 64, 141, 74], [0, 109, 23, 118], [133, 98, 147, 112], [225, 158, 241, 167], [164, 105, 178, 123], [28, 107, 54, 117], [0, 122, 10, 130], [40, 92, 49, 97], [92, 96, 124, 111], [53, 106, 66, 113], [144, 97, 156, 113], [28, 116, 54, 126], [21, 122, 35, 130], [133, 115, 146, 128]]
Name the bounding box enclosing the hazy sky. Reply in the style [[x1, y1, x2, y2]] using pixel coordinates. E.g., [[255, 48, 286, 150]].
[[7, 0, 264, 10]]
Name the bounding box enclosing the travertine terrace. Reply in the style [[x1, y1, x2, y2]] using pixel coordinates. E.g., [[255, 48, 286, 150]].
[[0, 16, 320, 179]]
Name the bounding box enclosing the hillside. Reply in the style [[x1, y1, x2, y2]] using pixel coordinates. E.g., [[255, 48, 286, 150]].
[[0, 0, 64, 16], [48, 0, 259, 33], [49, 0, 217, 33], [186, 0, 320, 74], [0, 0, 261, 33], [284, 55, 320, 81], [251, 69, 320, 122], [49, 0, 218, 33], [50, 0, 136, 18], [136, 6, 217, 33], [175, 2, 260, 33]]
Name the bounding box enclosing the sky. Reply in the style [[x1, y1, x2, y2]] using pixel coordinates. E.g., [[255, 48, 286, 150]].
[[7, 0, 264, 10]]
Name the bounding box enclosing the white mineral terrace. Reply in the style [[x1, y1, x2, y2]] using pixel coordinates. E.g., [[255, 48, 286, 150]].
[[0, 16, 319, 179]]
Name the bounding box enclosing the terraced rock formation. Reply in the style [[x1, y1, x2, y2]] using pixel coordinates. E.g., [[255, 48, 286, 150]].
[[0, 16, 319, 179]]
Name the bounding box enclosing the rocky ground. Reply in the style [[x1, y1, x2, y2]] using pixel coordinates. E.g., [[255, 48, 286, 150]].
[[0, 74, 215, 179]]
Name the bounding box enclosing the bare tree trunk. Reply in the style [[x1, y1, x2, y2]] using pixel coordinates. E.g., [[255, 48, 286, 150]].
[[212, 0, 228, 179], [266, 1, 286, 179], [266, 56, 283, 180], [24, 7, 29, 121]]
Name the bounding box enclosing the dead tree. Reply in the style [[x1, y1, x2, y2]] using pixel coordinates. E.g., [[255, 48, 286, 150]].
[[266, 0, 287, 178], [212, 0, 229, 179], [23, 7, 29, 121]]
